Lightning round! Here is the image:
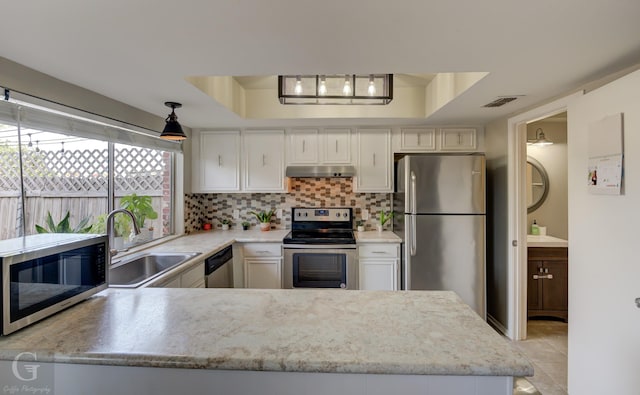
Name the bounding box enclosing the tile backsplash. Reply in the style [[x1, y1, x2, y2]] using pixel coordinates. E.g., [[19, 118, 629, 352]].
[[184, 178, 391, 232]]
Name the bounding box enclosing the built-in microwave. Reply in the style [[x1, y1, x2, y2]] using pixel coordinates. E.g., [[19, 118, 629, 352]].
[[1, 233, 108, 335]]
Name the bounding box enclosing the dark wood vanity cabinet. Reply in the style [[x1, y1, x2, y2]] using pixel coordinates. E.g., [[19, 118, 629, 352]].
[[527, 247, 568, 321]]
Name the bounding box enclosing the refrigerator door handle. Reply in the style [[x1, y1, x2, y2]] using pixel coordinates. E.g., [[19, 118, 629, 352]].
[[410, 215, 417, 256], [410, 171, 417, 215]]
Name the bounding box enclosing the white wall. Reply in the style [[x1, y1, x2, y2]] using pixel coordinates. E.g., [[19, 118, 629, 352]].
[[567, 69, 640, 394], [526, 120, 568, 239]]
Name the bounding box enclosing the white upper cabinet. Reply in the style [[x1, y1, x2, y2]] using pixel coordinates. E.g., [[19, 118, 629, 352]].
[[192, 130, 241, 192], [288, 129, 319, 164], [323, 128, 352, 164], [286, 128, 352, 165], [440, 128, 477, 151], [243, 130, 286, 192], [400, 128, 436, 151], [355, 129, 392, 192]]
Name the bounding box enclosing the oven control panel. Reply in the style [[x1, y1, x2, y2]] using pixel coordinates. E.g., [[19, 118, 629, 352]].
[[292, 208, 351, 222]]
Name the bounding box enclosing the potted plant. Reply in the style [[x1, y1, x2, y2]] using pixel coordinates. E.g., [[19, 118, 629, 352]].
[[221, 218, 232, 230], [249, 209, 275, 231], [90, 213, 132, 249], [356, 220, 365, 232], [119, 193, 158, 241], [377, 210, 393, 232], [241, 221, 250, 231]]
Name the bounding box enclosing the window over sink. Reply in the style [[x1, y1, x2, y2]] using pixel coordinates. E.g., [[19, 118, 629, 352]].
[[0, 98, 178, 245]]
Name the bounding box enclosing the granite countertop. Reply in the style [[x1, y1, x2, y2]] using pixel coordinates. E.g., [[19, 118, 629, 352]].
[[527, 234, 568, 248], [355, 230, 402, 243], [0, 288, 532, 377], [112, 229, 290, 286]]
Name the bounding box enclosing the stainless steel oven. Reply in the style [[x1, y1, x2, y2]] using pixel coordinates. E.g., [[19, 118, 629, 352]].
[[283, 245, 357, 289], [283, 208, 357, 289]]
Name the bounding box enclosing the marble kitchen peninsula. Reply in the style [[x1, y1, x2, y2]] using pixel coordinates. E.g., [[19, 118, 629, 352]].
[[0, 288, 531, 395]]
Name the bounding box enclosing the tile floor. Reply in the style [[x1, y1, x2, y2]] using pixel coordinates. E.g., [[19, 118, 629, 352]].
[[514, 320, 568, 395]]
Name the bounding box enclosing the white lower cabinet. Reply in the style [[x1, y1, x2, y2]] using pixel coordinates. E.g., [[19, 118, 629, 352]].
[[150, 261, 205, 288], [243, 243, 282, 289], [358, 244, 400, 291]]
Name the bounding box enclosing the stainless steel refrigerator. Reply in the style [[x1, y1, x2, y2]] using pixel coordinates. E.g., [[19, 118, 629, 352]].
[[393, 154, 486, 318]]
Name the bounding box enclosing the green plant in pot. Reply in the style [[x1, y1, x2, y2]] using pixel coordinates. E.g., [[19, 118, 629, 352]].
[[119, 193, 158, 230], [241, 221, 250, 231], [221, 218, 232, 230], [249, 209, 275, 231], [377, 210, 393, 232]]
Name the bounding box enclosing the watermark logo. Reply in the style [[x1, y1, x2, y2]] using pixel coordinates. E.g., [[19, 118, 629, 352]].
[[1, 352, 54, 394], [11, 352, 40, 382]]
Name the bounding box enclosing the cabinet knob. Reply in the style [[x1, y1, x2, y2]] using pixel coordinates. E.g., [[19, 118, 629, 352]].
[[635, 298, 640, 309]]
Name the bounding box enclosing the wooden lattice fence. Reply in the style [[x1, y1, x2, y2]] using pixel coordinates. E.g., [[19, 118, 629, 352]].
[[0, 147, 170, 240]]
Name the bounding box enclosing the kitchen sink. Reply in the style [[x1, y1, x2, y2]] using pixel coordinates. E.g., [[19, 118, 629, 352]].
[[109, 252, 201, 288]]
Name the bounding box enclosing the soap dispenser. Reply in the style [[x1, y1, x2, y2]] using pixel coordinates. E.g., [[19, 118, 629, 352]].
[[531, 219, 540, 235]]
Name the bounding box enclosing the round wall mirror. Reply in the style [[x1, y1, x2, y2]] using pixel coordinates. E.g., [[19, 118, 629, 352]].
[[526, 156, 549, 213]]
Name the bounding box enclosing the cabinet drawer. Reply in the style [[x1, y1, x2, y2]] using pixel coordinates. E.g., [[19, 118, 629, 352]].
[[243, 243, 282, 257], [359, 244, 399, 258]]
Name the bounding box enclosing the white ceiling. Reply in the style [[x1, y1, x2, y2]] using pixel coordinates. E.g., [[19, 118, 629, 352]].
[[1, 0, 639, 129]]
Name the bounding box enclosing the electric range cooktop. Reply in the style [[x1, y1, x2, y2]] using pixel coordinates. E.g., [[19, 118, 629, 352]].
[[283, 208, 355, 245]]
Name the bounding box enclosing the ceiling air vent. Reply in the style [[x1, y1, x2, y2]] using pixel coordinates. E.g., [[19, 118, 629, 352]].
[[483, 96, 519, 108]]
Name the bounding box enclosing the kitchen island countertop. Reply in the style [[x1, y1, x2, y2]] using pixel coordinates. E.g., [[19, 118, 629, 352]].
[[0, 288, 531, 377]]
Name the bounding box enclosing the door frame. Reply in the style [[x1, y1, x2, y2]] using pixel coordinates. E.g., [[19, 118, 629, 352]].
[[506, 92, 582, 340]]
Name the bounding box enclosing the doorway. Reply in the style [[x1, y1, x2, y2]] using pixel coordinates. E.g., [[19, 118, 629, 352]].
[[518, 114, 569, 394]]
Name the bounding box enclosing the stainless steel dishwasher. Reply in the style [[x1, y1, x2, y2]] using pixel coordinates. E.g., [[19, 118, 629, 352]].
[[205, 245, 233, 288]]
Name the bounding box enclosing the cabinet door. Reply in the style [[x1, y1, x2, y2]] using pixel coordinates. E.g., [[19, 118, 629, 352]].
[[356, 129, 391, 192], [243, 130, 285, 192], [440, 128, 477, 151], [152, 274, 181, 288], [527, 259, 543, 312], [180, 262, 204, 288], [245, 258, 282, 289], [400, 128, 436, 151], [288, 129, 319, 164], [194, 131, 240, 192], [542, 260, 568, 312], [324, 129, 352, 164], [359, 259, 397, 291]]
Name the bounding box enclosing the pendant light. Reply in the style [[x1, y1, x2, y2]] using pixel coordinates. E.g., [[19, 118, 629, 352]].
[[278, 74, 392, 105], [160, 101, 187, 141]]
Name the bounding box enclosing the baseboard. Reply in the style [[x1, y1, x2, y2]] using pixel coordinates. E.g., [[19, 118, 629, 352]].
[[487, 314, 509, 336]]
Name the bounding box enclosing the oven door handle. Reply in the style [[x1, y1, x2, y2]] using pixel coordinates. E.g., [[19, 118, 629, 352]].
[[283, 245, 356, 250]]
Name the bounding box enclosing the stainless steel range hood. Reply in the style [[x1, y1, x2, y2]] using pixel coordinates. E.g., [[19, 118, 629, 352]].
[[285, 165, 356, 178]]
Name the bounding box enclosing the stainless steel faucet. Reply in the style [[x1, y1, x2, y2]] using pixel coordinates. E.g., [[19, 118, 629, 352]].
[[106, 208, 141, 259]]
